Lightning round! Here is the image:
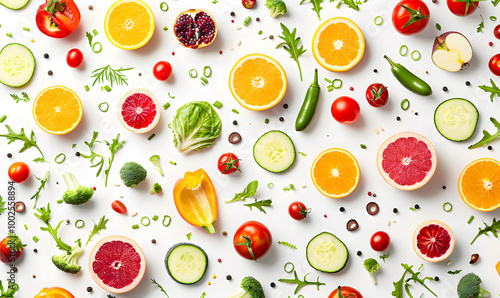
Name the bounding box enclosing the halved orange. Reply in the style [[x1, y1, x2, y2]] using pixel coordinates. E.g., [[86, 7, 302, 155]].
[[458, 158, 500, 212], [104, 0, 155, 50], [229, 53, 287, 111], [496, 260, 500, 276], [311, 148, 360, 198], [33, 86, 82, 135], [312, 17, 365, 72]]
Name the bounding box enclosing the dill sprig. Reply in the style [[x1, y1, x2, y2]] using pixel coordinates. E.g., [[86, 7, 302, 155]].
[[278, 241, 298, 250], [91, 65, 133, 87]]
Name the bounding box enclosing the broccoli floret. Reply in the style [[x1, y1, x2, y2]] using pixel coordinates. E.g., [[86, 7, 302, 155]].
[[227, 276, 265, 298], [149, 155, 164, 176], [363, 258, 380, 284], [62, 172, 94, 205], [120, 162, 147, 188], [265, 0, 287, 18], [52, 245, 83, 274], [457, 273, 490, 298], [150, 183, 162, 194]]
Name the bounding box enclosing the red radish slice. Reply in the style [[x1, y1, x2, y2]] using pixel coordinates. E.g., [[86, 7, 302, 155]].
[[117, 88, 161, 134], [413, 220, 455, 262]]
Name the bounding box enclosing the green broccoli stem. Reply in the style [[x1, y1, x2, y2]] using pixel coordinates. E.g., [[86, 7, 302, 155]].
[[479, 288, 490, 297], [369, 273, 377, 284], [227, 289, 251, 298], [63, 172, 80, 191]]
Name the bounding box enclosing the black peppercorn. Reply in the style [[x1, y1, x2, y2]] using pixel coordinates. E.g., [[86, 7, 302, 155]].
[[442, 186, 446, 189], [256, 17, 260, 22], [393, 208, 398, 213], [270, 282, 275, 288], [151, 239, 156, 244], [279, 117, 284, 122], [75, 152, 80, 156], [87, 287, 93, 292], [48, 70, 53, 76], [232, 120, 238, 125], [356, 250, 362, 256], [230, 12, 235, 17], [222, 231, 228, 236], [434, 276, 439, 281], [372, 193, 377, 197], [488, 146, 493, 150], [283, 104, 288, 109], [7, 153, 12, 158], [396, 116, 401, 121], [414, 112, 419, 116], [414, 204, 420, 209], [269, 35, 274, 39], [373, 69, 378, 73], [442, 86, 448, 92], [226, 275, 232, 280], [465, 81, 471, 86], [33, 248, 38, 253], [43, 53, 49, 59], [339, 207, 345, 212]]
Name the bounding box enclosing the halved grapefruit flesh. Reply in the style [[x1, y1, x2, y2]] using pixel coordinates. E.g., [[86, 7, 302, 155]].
[[413, 220, 454, 262], [89, 235, 146, 294], [377, 132, 437, 191], [117, 88, 161, 134]]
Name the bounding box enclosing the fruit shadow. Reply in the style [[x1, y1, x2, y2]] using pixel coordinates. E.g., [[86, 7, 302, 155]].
[[405, 151, 447, 199], [133, 25, 162, 56]]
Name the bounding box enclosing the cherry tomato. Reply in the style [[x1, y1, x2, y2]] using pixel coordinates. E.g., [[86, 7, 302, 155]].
[[365, 83, 389, 108], [111, 200, 127, 214], [8, 162, 30, 183], [242, 0, 256, 9], [66, 48, 83, 68], [35, 287, 75, 298], [331, 96, 360, 124], [35, 0, 81, 38], [328, 286, 364, 298], [217, 153, 241, 174], [447, 0, 480, 16], [392, 0, 430, 35], [495, 24, 500, 40], [489, 54, 500, 76], [233, 221, 272, 261], [370, 231, 390, 252], [153, 61, 173, 81], [288, 201, 310, 221]]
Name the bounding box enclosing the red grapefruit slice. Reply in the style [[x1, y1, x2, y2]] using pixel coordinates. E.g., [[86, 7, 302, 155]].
[[117, 88, 161, 134], [89, 235, 146, 294], [413, 220, 455, 262], [377, 132, 437, 191]]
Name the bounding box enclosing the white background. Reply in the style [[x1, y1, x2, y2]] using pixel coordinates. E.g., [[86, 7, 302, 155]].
[[1, 0, 500, 297]]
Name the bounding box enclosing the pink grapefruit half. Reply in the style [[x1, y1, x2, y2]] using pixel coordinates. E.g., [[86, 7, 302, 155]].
[[117, 88, 161, 134], [89, 235, 146, 294], [377, 132, 437, 191], [413, 220, 455, 262]]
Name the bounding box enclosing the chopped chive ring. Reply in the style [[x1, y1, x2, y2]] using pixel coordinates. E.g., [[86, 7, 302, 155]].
[[443, 202, 452, 212], [374, 16, 383, 25], [168, 92, 175, 99], [189, 69, 198, 78], [55, 153, 66, 164], [284, 262, 295, 273], [92, 42, 102, 53], [6, 33, 12, 37], [57, 199, 63, 204], [163, 26, 169, 31], [132, 224, 140, 229], [401, 99, 410, 110], [264, 118, 269, 124], [163, 102, 170, 110], [399, 45, 408, 56], [267, 182, 273, 188], [75, 220, 85, 228], [203, 66, 212, 78], [162, 215, 172, 227], [332, 79, 342, 89], [243, 16, 251, 26], [104, 85, 111, 92], [411, 50, 421, 61], [491, 16, 497, 21], [92, 29, 99, 36], [467, 215, 474, 224], [99, 102, 109, 112], [160, 2, 168, 11], [141, 216, 151, 226]]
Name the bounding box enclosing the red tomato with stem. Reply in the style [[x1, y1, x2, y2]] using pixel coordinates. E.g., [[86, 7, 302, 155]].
[[392, 0, 430, 35], [153, 61, 173, 81], [370, 231, 390, 251], [233, 221, 272, 261], [35, 0, 81, 38], [331, 96, 360, 124], [66, 49, 83, 68], [8, 162, 30, 183], [217, 153, 241, 174], [489, 54, 500, 76], [111, 200, 127, 214], [494, 25, 500, 40], [447, 0, 480, 16], [288, 201, 310, 221], [365, 83, 389, 107], [328, 286, 364, 298]]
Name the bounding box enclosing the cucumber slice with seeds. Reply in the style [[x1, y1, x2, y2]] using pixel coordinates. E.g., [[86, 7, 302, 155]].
[[0, 43, 35, 87], [434, 98, 478, 142], [253, 130, 295, 173], [306, 232, 348, 273], [165, 243, 208, 285], [0, 0, 30, 10]]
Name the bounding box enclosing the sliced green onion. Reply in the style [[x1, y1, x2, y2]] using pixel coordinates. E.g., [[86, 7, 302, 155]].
[[23, 27, 30, 31], [267, 182, 273, 188], [152, 215, 159, 221], [332, 79, 342, 89], [410, 207, 416, 211], [168, 92, 175, 99], [169, 161, 177, 165], [258, 30, 263, 35], [435, 23, 441, 31], [374, 16, 383, 25], [6, 33, 12, 37], [24, 224, 28, 230], [189, 69, 198, 78], [148, 133, 156, 141], [160, 2, 168, 11], [92, 42, 102, 53], [132, 224, 140, 229], [491, 16, 497, 21], [289, 184, 294, 189], [401, 99, 410, 110], [284, 262, 295, 273], [0, 115, 6, 123], [92, 29, 99, 36], [33, 236, 39, 243], [75, 220, 85, 228], [167, 123, 172, 129], [243, 16, 251, 26], [200, 77, 208, 84], [72, 144, 76, 148], [101, 86, 104, 91], [411, 50, 421, 61], [163, 26, 168, 31], [104, 85, 111, 92], [57, 199, 63, 204], [163, 102, 170, 110], [467, 215, 474, 224], [84, 85, 89, 91], [141, 216, 151, 226], [162, 215, 172, 227], [186, 232, 192, 240], [265, 118, 269, 124], [213, 100, 222, 108], [203, 66, 212, 78], [327, 85, 334, 92], [99, 102, 109, 112], [201, 81, 206, 86], [399, 45, 408, 56], [298, 152, 307, 156], [55, 153, 66, 164], [443, 202, 452, 212], [360, 144, 367, 149], [232, 109, 239, 114]]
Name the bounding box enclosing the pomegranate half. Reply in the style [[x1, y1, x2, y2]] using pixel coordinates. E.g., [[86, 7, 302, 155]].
[[174, 9, 217, 49]]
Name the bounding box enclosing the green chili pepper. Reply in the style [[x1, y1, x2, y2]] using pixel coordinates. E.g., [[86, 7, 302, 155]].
[[295, 69, 320, 131], [384, 55, 432, 96]]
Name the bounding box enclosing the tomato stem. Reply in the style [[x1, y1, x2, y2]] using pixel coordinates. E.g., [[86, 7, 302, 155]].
[[235, 235, 257, 261], [400, 4, 429, 28]]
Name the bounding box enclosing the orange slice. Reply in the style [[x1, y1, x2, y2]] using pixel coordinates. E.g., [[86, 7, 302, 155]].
[[33, 86, 82, 135], [229, 53, 287, 111], [311, 148, 360, 198], [104, 0, 155, 50], [496, 260, 500, 276], [312, 17, 365, 72], [458, 158, 500, 212]]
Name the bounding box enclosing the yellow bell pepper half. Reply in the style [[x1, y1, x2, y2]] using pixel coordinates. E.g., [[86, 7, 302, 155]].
[[173, 169, 218, 234]]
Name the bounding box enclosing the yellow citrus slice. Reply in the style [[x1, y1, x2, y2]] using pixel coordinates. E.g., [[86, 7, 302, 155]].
[[311, 148, 360, 198], [458, 158, 500, 212], [229, 53, 287, 111], [312, 17, 365, 72], [104, 0, 155, 50], [33, 86, 82, 135]]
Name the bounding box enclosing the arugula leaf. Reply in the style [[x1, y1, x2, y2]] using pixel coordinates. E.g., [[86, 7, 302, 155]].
[[226, 180, 258, 202], [10, 92, 30, 103], [278, 270, 325, 294], [468, 117, 500, 149], [380, 252, 390, 263], [0, 125, 47, 163], [276, 23, 307, 81], [493, 0, 500, 6], [104, 134, 125, 187], [300, 0, 323, 20], [86, 215, 109, 245], [337, 0, 360, 10], [187, 232, 192, 240], [35, 203, 72, 253], [0, 196, 6, 215], [392, 265, 408, 298], [243, 199, 272, 213], [85, 31, 94, 47], [471, 218, 500, 244], [277, 241, 298, 250], [477, 14, 484, 32], [478, 78, 500, 102], [30, 171, 50, 209], [447, 269, 462, 275], [80, 131, 105, 177], [151, 279, 170, 298], [403, 263, 437, 297]]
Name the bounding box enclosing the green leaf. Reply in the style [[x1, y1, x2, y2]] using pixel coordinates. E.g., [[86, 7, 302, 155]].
[[478, 78, 500, 102], [0, 196, 6, 214], [0, 280, 19, 298], [151, 279, 170, 298], [104, 134, 125, 187], [243, 199, 272, 213], [86, 31, 94, 47], [0, 125, 46, 162], [392, 265, 409, 298], [278, 271, 325, 294], [379, 252, 390, 263], [471, 218, 500, 244], [35, 203, 72, 253], [30, 171, 50, 209], [468, 117, 500, 149], [477, 14, 485, 32], [86, 215, 109, 246], [226, 180, 258, 202], [300, 0, 323, 20], [276, 23, 307, 81], [338, 0, 360, 10], [447, 270, 462, 275], [403, 263, 437, 297], [91, 65, 133, 87], [277, 241, 298, 250]]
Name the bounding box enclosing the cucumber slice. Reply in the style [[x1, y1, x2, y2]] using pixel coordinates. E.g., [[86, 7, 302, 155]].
[[0, 43, 35, 87], [165, 243, 208, 285], [434, 98, 478, 142], [306, 232, 348, 273], [0, 0, 30, 10], [253, 130, 295, 173]]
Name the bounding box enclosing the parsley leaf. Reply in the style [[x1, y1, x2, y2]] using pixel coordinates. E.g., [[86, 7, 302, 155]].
[[104, 134, 125, 187], [470, 217, 500, 244], [379, 252, 390, 263], [468, 117, 500, 149], [447, 269, 462, 275], [0, 125, 47, 163], [30, 171, 50, 209], [276, 23, 307, 81], [337, 0, 360, 10], [243, 199, 273, 213], [300, 0, 323, 20], [86, 215, 109, 246], [10, 92, 30, 103], [226, 180, 258, 202], [478, 78, 500, 102], [477, 14, 485, 32]]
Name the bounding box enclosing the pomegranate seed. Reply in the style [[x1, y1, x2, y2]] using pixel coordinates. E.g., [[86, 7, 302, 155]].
[[93, 187, 96, 190], [324, 214, 327, 218], [349, 87, 354, 91], [489, 42, 494, 47], [218, 258, 222, 263], [172, 52, 175, 55], [219, 51, 223, 55], [367, 191, 372, 196], [231, 20, 234, 23]]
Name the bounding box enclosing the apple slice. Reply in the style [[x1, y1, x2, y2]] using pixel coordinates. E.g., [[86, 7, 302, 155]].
[[432, 31, 473, 72]]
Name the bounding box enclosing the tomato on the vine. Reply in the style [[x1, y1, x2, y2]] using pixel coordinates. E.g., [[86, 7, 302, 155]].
[[288, 201, 310, 221], [489, 54, 500, 76], [370, 231, 390, 252], [111, 200, 127, 214], [328, 286, 364, 298], [153, 61, 173, 81], [365, 83, 389, 108], [217, 153, 241, 174], [36, 0, 81, 38], [8, 162, 30, 183], [66, 48, 83, 68], [242, 0, 256, 9], [392, 0, 430, 35], [233, 221, 272, 261], [331, 96, 360, 124], [447, 0, 480, 16]]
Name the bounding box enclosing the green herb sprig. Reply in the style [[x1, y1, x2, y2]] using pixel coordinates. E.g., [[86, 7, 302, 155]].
[[226, 180, 258, 203], [0, 196, 6, 214], [10, 92, 30, 103], [91, 65, 133, 87], [392, 263, 437, 298], [334, 0, 360, 10], [35, 203, 72, 253], [379, 252, 390, 263], [0, 125, 47, 163], [470, 218, 500, 244], [276, 23, 307, 81], [104, 134, 125, 187], [277, 241, 298, 250], [243, 199, 273, 213], [80, 132, 105, 177], [468, 117, 500, 149], [477, 14, 485, 32], [86, 215, 109, 246], [30, 171, 50, 209], [447, 270, 462, 275], [300, 0, 323, 20], [151, 279, 170, 298], [0, 280, 19, 298], [478, 78, 500, 102], [278, 270, 326, 294]]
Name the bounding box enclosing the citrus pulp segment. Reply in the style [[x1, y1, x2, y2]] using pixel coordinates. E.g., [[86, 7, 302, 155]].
[[413, 220, 455, 263], [458, 158, 500, 211], [117, 88, 161, 133]]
